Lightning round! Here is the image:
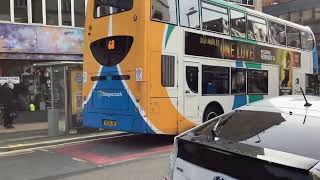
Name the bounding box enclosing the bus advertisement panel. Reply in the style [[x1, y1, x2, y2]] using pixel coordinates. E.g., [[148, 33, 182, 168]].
[[185, 32, 301, 95]]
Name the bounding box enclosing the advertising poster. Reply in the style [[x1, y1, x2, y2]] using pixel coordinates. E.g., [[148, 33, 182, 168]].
[[71, 70, 83, 129], [277, 51, 300, 95]]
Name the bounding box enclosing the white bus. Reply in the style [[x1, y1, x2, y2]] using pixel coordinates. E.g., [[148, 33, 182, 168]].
[[83, 0, 318, 134]]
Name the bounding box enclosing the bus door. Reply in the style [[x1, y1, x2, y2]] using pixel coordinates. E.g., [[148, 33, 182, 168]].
[[184, 62, 200, 118]]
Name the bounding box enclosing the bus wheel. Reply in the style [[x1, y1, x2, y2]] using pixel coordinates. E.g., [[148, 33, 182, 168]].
[[203, 105, 223, 123]]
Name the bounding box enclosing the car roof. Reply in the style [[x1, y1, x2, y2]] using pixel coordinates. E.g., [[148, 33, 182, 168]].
[[238, 95, 320, 118]]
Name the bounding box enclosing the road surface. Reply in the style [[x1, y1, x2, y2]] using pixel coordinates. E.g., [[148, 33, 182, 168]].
[[0, 134, 174, 180]]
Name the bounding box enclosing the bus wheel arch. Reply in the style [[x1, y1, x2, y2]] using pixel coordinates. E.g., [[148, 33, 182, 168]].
[[202, 102, 224, 123]]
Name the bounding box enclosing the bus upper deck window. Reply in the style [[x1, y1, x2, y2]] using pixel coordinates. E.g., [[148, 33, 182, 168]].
[[94, 0, 133, 18], [302, 31, 314, 51], [287, 26, 301, 48], [230, 10, 246, 39], [268, 21, 286, 46], [151, 0, 177, 24]]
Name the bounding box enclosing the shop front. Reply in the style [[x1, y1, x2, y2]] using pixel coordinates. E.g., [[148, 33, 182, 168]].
[[0, 22, 83, 128]]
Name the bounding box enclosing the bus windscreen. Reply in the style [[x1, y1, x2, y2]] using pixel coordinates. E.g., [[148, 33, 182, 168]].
[[95, 0, 133, 18]]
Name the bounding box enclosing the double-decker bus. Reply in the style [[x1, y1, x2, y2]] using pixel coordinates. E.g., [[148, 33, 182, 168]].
[[82, 0, 318, 135]]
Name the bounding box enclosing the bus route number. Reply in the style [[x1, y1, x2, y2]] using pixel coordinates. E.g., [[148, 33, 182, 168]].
[[107, 40, 115, 50]]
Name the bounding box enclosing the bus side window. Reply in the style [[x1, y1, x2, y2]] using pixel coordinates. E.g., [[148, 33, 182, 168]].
[[201, 2, 229, 35], [230, 10, 246, 39], [302, 31, 314, 51], [247, 15, 267, 43], [186, 66, 199, 93], [202, 65, 229, 95], [287, 26, 301, 49], [178, 0, 200, 29], [247, 69, 268, 95], [268, 21, 286, 46], [231, 68, 246, 94], [161, 55, 175, 87], [151, 0, 177, 24], [94, 0, 133, 18]]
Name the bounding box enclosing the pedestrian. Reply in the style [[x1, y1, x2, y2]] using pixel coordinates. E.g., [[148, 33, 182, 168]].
[[1, 82, 16, 129]]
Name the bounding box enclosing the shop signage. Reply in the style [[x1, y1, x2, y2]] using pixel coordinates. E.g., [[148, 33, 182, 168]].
[[0, 77, 20, 84]]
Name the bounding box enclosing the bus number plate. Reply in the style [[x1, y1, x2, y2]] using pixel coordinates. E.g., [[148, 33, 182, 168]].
[[104, 120, 117, 127]]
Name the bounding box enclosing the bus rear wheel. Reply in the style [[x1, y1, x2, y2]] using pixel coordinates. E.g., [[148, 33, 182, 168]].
[[203, 105, 223, 123]]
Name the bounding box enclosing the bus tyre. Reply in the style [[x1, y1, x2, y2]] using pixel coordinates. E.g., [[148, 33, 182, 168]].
[[203, 106, 222, 123]]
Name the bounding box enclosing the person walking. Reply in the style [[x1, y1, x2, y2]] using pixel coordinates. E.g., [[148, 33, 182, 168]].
[[2, 83, 16, 129]]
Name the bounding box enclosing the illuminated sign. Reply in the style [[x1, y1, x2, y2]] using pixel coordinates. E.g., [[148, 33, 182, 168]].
[[107, 40, 115, 50]]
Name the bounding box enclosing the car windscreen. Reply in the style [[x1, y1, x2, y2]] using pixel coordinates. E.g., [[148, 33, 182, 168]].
[[195, 110, 320, 160]]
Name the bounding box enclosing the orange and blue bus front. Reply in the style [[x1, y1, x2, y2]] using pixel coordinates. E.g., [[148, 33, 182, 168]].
[[82, 0, 154, 133]]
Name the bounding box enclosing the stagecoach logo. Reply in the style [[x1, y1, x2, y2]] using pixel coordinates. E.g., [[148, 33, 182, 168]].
[[98, 90, 123, 98], [213, 177, 225, 180]]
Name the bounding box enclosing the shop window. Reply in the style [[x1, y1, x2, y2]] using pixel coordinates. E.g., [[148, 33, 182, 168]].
[[247, 69, 268, 94], [179, 0, 200, 29], [202, 2, 229, 35], [230, 10, 246, 38], [247, 15, 267, 42], [231, 68, 246, 94], [32, 0, 43, 23], [268, 21, 286, 46], [302, 9, 313, 25], [46, 0, 58, 25], [151, 0, 177, 24], [1, 61, 52, 111], [61, 0, 71, 26], [202, 65, 229, 95], [161, 55, 175, 87], [14, 0, 28, 23], [0, 0, 11, 21], [302, 31, 314, 51], [95, 0, 133, 18], [186, 66, 198, 93], [287, 26, 301, 48], [75, 0, 85, 27]]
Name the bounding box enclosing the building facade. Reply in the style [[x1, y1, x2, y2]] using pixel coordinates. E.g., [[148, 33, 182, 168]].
[[263, 0, 320, 72], [225, 0, 263, 11], [0, 0, 85, 121], [262, 0, 290, 8]]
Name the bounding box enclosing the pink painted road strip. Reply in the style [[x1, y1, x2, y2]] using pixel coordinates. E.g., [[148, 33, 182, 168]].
[[50, 136, 173, 166]]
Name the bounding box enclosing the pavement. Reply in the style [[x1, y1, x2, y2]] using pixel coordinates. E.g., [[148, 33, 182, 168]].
[[0, 122, 48, 134], [0, 121, 127, 153], [0, 122, 48, 148]]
